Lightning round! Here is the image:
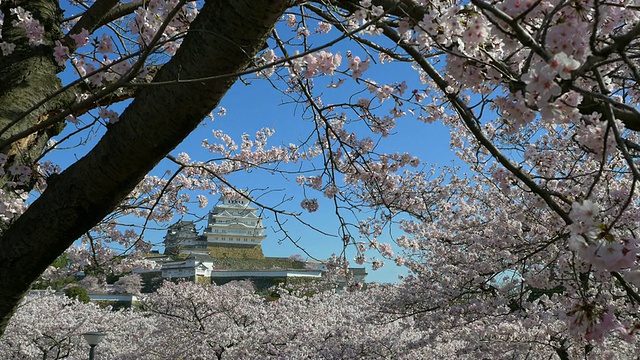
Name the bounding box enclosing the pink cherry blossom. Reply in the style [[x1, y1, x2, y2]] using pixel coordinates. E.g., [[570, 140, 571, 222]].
[[53, 41, 69, 66], [549, 52, 580, 80], [301, 198, 319, 212], [70, 28, 89, 47], [96, 33, 114, 54], [0, 42, 15, 56], [348, 55, 370, 78]]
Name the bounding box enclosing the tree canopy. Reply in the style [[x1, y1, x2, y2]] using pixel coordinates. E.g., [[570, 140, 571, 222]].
[[2, 0, 640, 356]]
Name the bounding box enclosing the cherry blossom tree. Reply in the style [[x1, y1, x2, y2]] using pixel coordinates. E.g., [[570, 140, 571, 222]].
[[111, 273, 141, 295], [0, 0, 292, 333], [2, 282, 431, 359], [141, 281, 268, 359], [1, 0, 640, 356], [140, 280, 431, 359], [0, 291, 155, 359]]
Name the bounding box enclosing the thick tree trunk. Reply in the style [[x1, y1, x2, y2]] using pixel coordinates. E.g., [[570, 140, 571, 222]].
[[0, 1, 71, 190], [0, 0, 292, 335]]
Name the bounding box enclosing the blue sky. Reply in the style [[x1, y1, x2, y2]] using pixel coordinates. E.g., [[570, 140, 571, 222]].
[[49, 69, 457, 283], [45, 6, 465, 283], [155, 68, 459, 283]]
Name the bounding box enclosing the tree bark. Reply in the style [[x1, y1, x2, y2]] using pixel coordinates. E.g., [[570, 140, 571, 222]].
[[0, 0, 293, 335], [0, 1, 71, 189]]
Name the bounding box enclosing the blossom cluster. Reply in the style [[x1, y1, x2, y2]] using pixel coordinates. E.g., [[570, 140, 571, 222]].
[[2, 282, 437, 359], [568, 200, 639, 274], [522, 52, 580, 107]]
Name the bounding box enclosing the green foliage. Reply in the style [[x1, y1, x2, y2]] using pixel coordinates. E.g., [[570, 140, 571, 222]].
[[208, 244, 266, 259], [31, 276, 76, 290], [51, 253, 71, 268], [527, 285, 565, 302], [94, 300, 137, 311], [211, 257, 306, 270], [64, 286, 90, 303], [106, 273, 121, 284], [31, 254, 77, 290], [139, 272, 165, 293]]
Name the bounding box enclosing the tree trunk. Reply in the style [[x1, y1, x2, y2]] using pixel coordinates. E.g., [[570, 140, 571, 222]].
[[0, 0, 293, 335], [0, 0, 72, 190]]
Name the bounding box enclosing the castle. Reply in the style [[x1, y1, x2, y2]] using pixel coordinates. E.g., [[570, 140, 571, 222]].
[[140, 193, 366, 291], [164, 193, 267, 258]]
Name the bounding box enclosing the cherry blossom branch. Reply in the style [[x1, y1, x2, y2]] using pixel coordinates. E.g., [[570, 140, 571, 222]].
[[0, 1, 188, 150], [35, 118, 99, 163], [378, 22, 572, 225], [98, 1, 146, 28], [269, 29, 380, 255], [595, 13, 640, 57], [593, 69, 640, 231], [62, 0, 120, 51], [571, 85, 640, 131], [471, 0, 640, 132], [304, 4, 413, 62], [106, 165, 186, 260], [471, 0, 550, 61], [129, 5, 396, 88], [612, 271, 640, 304]]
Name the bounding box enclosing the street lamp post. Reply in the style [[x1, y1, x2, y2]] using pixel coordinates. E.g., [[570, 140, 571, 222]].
[[82, 331, 105, 360]]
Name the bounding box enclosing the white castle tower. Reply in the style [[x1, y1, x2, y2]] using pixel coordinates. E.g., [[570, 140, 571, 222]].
[[203, 193, 266, 247], [164, 192, 267, 258]]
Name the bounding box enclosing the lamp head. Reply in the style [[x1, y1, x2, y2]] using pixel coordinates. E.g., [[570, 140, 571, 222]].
[[82, 331, 106, 346]]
